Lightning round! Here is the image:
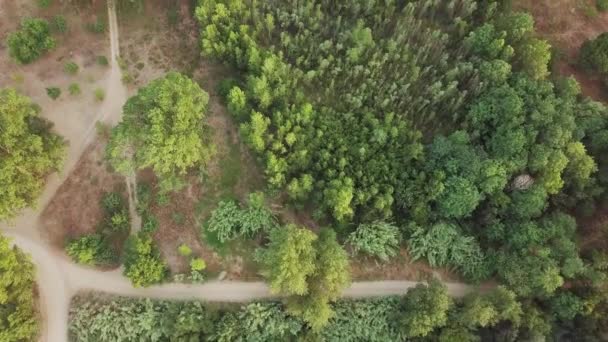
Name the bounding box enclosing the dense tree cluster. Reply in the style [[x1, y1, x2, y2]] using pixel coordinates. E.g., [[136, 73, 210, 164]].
[[0, 234, 38, 342], [0, 88, 65, 220]]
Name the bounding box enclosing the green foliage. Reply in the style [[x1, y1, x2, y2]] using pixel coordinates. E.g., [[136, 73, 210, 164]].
[[85, 18, 106, 34], [7, 18, 56, 64], [64, 61, 79, 75], [66, 234, 115, 265], [190, 257, 206, 272], [106, 72, 212, 192], [178, 243, 192, 257], [258, 225, 317, 296], [347, 221, 401, 261], [0, 88, 65, 219], [122, 233, 167, 287], [399, 280, 451, 338], [94, 88, 105, 101], [580, 32, 608, 74], [51, 15, 68, 34], [68, 83, 81, 96], [37, 0, 51, 8], [204, 194, 276, 243], [96, 55, 109, 66], [408, 223, 489, 282], [0, 234, 38, 342], [598, 0, 608, 12], [46, 86, 61, 100], [550, 292, 585, 320], [69, 297, 219, 341]]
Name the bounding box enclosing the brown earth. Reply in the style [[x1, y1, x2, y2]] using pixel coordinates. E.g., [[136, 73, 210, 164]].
[[514, 0, 608, 101], [40, 137, 125, 247]]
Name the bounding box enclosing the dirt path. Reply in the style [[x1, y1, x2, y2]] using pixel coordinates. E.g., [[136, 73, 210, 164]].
[[1, 2, 472, 342]]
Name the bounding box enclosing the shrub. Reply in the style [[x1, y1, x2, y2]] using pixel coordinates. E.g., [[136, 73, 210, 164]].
[[37, 0, 51, 8], [46, 87, 61, 100], [580, 32, 608, 74], [96, 55, 109, 66], [68, 83, 81, 96], [66, 234, 115, 265], [347, 221, 401, 261], [64, 61, 79, 75], [190, 257, 206, 272], [102, 192, 124, 212], [94, 88, 105, 102], [599, 0, 608, 12], [7, 18, 56, 64], [123, 233, 167, 287], [178, 244, 192, 257], [205, 193, 276, 243], [109, 211, 130, 232], [141, 213, 159, 234], [51, 15, 67, 33], [86, 18, 106, 34]]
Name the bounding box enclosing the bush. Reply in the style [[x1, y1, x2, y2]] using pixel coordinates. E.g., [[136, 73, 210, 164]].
[[102, 192, 124, 212], [205, 195, 276, 243], [64, 61, 79, 75], [347, 221, 401, 261], [190, 257, 206, 272], [94, 88, 105, 102], [178, 244, 192, 257], [66, 234, 115, 265], [7, 18, 56, 64], [141, 213, 159, 234], [86, 18, 106, 34], [51, 15, 67, 33], [68, 83, 81, 96], [599, 0, 608, 12], [46, 87, 61, 100], [123, 233, 167, 287], [96, 55, 109, 66], [37, 0, 51, 8], [580, 32, 608, 74]]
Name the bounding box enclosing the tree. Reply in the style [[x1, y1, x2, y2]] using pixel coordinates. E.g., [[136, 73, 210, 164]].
[[122, 233, 167, 287], [257, 225, 317, 296], [399, 280, 451, 338], [0, 234, 38, 342], [347, 221, 401, 261], [107, 72, 212, 192], [287, 229, 351, 330], [580, 32, 608, 74], [7, 18, 56, 64], [66, 234, 115, 266], [0, 88, 65, 220]]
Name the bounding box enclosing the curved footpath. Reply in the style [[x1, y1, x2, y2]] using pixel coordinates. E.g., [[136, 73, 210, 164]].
[[1, 2, 471, 341]]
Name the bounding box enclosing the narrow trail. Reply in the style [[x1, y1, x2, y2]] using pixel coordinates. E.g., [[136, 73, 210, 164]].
[[1, 2, 472, 342]]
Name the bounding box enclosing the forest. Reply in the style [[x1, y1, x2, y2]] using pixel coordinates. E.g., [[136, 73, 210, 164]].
[[3, 0, 608, 340], [193, 0, 608, 338]]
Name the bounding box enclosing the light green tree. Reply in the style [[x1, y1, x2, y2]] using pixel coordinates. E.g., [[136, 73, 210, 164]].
[[107, 72, 213, 192], [0, 88, 65, 220]]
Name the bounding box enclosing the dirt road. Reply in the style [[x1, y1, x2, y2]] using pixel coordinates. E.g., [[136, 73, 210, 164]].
[[2, 2, 471, 342]]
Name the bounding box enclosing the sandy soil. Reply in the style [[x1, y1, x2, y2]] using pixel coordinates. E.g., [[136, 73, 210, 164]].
[[514, 0, 608, 101]]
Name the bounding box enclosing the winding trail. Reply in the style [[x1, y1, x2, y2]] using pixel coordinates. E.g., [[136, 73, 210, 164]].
[[1, 2, 472, 342]]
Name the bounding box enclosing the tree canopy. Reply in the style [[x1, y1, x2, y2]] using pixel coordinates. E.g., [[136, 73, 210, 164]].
[[0, 88, 65, 220]]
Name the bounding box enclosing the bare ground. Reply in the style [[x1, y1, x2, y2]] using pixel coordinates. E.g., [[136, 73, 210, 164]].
[[514, 0, 608, 101]]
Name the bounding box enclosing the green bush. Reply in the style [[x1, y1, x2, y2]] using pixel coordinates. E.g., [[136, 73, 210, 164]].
[[46, 87, 61, 100], [68, 83, 81, 96], [7, 18, 56, 64], [64, 61, 79, 75], [205, 195, 276, 243], [86, 18, 106, 34], [96, 55, 109, 66], [94, 88, 105, 102], [37, 0, 51, 8], [347, 221, 401, 261], [141, 213, 159, 234], [123, 233, 167, 287], [580, 32, 608, 74], [102, 192, 124, 212], [51, 15, 67, 33], [178, 243, 192, 257], [599, 0, 608, 12], [66, 234, 115, 265]]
